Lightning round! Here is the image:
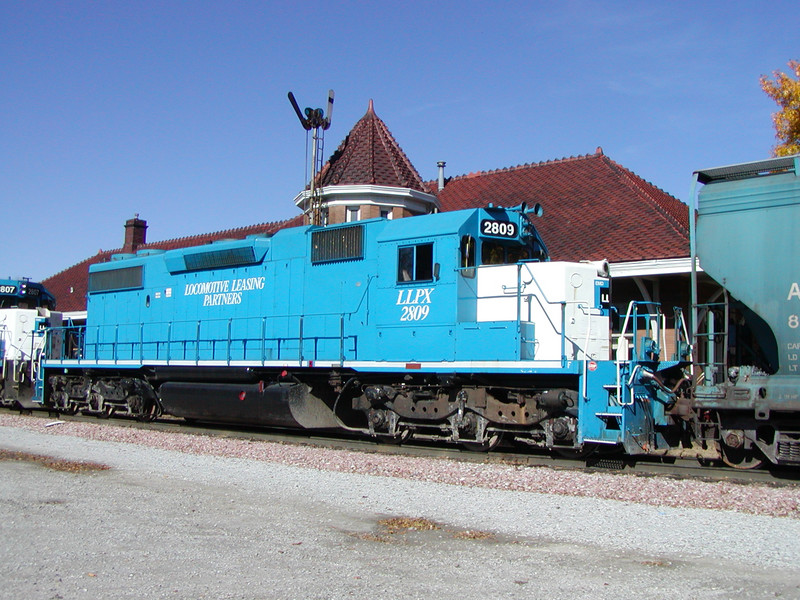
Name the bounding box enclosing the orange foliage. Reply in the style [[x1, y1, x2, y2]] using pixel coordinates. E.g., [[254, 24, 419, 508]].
[[760, 60, 800, 157]]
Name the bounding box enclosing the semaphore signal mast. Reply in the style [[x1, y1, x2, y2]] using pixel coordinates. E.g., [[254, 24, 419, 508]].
[[288, 89, 334, 226]]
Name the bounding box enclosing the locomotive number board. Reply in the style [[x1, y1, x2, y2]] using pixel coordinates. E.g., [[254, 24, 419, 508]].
[[480, 219, 518, 238]]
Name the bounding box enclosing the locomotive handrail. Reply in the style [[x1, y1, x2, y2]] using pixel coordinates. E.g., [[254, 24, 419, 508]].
[[350, 275, 376, 315], [0, 325, 8, 381], [0, 328, 29, 357], [485, 262, 608, 367], [44, 308, 363, 366], [613, 301, 667, 406], [577, 302, 603, 402]]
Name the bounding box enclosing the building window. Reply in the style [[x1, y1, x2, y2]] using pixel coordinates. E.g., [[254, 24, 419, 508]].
[[380, 208, 393, 220], [346, 206, 360, 223], [397, 243, 434, 282]]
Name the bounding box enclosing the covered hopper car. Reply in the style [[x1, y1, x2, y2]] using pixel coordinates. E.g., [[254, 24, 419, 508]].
[[690, 154, 800, 467]]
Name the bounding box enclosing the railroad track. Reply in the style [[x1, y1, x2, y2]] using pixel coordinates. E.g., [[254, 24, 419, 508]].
[[3, 406, 798, 487]]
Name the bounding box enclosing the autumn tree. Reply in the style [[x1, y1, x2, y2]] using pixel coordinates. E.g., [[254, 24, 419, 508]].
[[760, 60, 800, 156]]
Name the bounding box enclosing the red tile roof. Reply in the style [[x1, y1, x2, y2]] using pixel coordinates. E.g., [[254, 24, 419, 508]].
[[43, 216, 301, 312], [430, 149, 689, 263], [317, 100, 431, 193]]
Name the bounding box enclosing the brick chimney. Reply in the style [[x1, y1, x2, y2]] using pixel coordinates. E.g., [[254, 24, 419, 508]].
[[123, 215, 147, 253]]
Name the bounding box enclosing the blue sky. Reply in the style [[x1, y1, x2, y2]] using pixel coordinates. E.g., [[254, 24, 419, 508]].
[[2, 1, 797, 281]]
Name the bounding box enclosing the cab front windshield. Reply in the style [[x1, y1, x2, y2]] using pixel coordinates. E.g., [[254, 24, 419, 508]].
[[481, 240, 545, 265], [460, 235, 548, 277]]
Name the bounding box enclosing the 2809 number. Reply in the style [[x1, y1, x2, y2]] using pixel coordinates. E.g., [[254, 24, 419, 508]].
[[481, 219, 517, 238], [400, 305, 430, 321]]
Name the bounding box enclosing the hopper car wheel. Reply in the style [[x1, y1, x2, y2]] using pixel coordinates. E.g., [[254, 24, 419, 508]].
[[461, 432, 503, 452], [721, 443, 764, 470]]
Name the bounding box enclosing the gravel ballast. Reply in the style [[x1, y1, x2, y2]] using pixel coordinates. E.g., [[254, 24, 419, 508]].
[[1, 413, 800, 599]]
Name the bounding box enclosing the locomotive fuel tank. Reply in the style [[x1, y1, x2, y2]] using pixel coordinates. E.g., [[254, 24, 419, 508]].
[[159, 380, 342, 429]]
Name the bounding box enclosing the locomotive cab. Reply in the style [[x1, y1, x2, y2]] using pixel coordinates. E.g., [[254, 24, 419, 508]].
[[371, 205, 570, 362]]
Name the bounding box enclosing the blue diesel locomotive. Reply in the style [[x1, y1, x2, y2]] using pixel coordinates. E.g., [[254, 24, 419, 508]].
[[0, 279, 59, 408], [40, 204, 688, 455]]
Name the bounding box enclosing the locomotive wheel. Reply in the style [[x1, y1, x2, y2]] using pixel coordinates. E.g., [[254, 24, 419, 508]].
[[461, 432, 502, 452], [98, 405, 115, 419], [376, 429, 411, 445], [720, 444, 764, 470], [137, 403, 159, 423], [62, 403, 78, 416]]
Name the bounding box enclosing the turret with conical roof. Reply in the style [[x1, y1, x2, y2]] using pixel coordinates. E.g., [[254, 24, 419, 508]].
[[294, 100, 439, 225]]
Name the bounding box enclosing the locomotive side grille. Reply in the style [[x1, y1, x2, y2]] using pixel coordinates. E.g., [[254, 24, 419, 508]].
[[88, 266, 144, 293], [311, 225, 364, 264], [184, 247, 257, 271]]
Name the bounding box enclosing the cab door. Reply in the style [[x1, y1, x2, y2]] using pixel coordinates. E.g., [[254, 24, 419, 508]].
[[373, 237, 456, 362]]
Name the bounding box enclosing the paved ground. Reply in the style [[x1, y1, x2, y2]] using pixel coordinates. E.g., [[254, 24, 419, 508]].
[[1, 426, 799, 599]]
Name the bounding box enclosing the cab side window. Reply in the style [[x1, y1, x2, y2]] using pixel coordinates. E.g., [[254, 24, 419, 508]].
[[460, 235, 476, 278], [397, 243, 434, 282]]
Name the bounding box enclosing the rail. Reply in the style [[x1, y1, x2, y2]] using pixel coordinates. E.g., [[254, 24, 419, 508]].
[[45, 275, 377, 368], [509, 263, 600, 365]]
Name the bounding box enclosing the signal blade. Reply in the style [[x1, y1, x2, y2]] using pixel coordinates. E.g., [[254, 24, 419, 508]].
[[324, 89, 335, 130], [288, 92, 311, 130]]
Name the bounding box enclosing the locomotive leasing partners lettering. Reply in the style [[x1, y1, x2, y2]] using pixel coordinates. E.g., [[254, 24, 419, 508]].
[[184, 277, 266, 307]]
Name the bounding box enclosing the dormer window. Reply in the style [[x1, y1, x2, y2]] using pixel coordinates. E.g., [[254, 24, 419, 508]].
[[346, 206, 360, 222]]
